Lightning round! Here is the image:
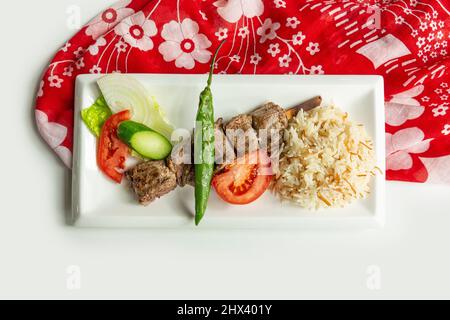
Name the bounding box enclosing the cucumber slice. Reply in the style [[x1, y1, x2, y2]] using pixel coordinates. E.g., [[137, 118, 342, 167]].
[[118, 121, 172, 160], [130, 131, 172, 160], [117, 121, 149, 142]]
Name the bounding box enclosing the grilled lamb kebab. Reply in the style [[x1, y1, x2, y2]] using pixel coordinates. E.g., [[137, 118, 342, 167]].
[[223, 97, 322, 160], [126, 96, 322, 205], [125, 160, 178, 206], [225, 102, 288, 157]]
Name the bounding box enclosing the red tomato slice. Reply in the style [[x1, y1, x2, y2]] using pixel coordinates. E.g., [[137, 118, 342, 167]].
[[97, 110, 131, 183], [212, 150, 273, 205]]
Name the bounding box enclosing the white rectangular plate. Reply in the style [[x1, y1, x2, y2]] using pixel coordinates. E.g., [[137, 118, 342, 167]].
[[72, 74, 385, 229]]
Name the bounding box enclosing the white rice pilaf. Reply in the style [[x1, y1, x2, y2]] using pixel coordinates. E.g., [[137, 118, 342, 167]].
[[273, 105, 378, 209]]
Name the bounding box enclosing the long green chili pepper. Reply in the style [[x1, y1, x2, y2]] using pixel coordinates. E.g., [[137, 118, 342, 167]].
[[194, 40, 225, 226]]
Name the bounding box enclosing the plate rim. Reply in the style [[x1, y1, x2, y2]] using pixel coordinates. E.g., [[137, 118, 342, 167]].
[[72, 74, 386, 229]]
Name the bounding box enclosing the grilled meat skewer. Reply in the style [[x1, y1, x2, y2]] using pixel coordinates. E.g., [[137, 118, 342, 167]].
[[285, 96, 323, 120], [126, 97, 322, 205]]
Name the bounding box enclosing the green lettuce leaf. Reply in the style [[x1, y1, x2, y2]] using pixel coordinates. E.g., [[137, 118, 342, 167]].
[[81, 96, 112, 137]]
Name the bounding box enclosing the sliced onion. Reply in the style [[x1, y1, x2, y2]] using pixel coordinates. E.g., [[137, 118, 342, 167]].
[[97, 74, 174, 139]]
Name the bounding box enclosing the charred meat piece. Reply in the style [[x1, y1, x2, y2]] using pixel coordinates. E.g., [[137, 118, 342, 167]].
[[224, 114, 259, 156], [251, 102, 288, 132], [126, 161, 177, 205], [250, 102, 288, 155], [168, 133, 195, 187], [167, 158, 195, 187], [215, 118, 235, 166]]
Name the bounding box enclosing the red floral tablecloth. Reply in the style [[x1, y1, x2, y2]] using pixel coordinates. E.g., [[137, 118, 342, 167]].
[[35, 0, 450, 183]]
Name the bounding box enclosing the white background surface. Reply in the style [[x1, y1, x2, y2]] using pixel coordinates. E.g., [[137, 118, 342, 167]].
[[0, 0, 449, 299]]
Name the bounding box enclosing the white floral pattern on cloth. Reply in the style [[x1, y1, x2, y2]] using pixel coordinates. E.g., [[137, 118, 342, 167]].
[[442, 123, 450, 135], [214, 0, 264, 23], [420, 155, 450, 183], [115, 39, 128, 52], [257, 19, 280, 43], [286, 17, 300, 29], [63, 66, 74, 77], [90, 65, 102, 74], [386, 127, 431, 171], [215, 27, 228, 40], [74, 47, 85, 59], [212, 1, 322, 76], [385, 85, 425, 126], [115, 11, 157, 51], [75, 58, 85, 70], [34, 0, 450, 184], [35, 110, 67, 149], [54, 146, 72, 168], [306, 42, 320, 56], [310, 65, 324, 75], [85, 0, 135, 40], [48, 75, 63, 89], [292, 32, 306, 46], [88, 37, 107, 56], [250, 53, 262, 65], [267, 43, 281, 57], [38, 80, 44, 97], [35, 110, 72, 167], [159, 18, 212, 70], [432, 104, 449, 117]]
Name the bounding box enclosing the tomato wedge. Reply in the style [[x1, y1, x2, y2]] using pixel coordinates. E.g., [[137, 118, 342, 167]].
[[212, 150, 273, 205], [97, 110, 131, 183]]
